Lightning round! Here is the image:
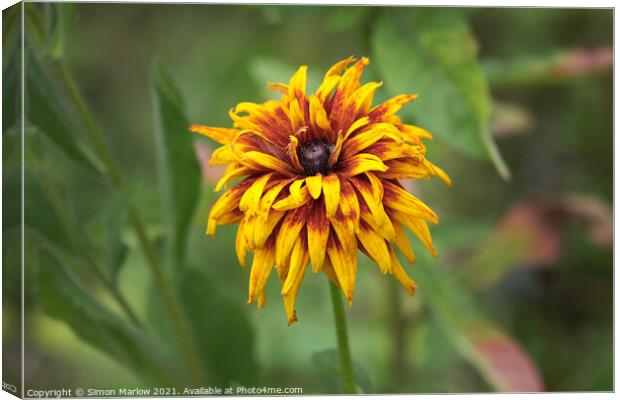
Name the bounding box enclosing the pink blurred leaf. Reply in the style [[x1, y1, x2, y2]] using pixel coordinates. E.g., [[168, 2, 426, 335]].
[[415, 260, 544, 392], [466, 323, 543, 392]]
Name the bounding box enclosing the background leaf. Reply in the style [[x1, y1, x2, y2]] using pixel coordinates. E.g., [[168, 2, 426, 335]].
[[44, 2, 77, 59], [25, 47, 102, 173], [413, 255, 544, 392], [178, 268, 257, 386], [3, 169, 75, 253], [36, 249, 178, 385], [371, 9, 510, 180], [151, 63, 200, 269]]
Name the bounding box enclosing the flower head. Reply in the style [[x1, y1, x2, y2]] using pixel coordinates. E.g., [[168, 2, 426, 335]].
[[190, 57, 451, 324]]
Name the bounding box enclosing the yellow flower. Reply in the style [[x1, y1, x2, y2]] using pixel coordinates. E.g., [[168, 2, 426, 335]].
[[190, 57, 451, 324]]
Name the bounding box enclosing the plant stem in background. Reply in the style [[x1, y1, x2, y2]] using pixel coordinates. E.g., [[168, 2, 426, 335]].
[[52, 59, 205, 386], [329, 281, 358, 394]]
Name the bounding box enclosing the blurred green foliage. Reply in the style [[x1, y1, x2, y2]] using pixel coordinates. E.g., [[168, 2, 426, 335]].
[[2, 3, 612, 395]]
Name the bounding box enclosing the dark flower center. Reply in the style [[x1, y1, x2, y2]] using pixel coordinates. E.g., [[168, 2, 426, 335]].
[[297, 140, 335, 176]]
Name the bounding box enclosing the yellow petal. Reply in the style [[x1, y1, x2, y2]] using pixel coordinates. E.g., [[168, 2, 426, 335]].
[[214, 164, 251, 192], [388, 246, 418, 295], [288, 65, 307, 101], [343, 116, 370, 140], [339, 153, 388, 177], [189, 125, 237, 144], [306, 174, 323, 200], [322, 174, 341, 217], [289, 99, 306, 132], [235, 218, 249, 267], [239, 173, 273, 215], [253, 209, 285, 248], [393, 221, 416, 264], [369, 94, 418, 121], [259, 179, 293, 217], [309, 95, 331, 132]]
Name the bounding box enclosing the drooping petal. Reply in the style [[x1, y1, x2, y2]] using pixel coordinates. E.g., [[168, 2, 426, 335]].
[[393, 221, 416, 264], [322, 173, 341, 217], [383, 181, 439, 224], [388, 208, 437, 257], [388, 245, 418, 295], [307, 199, 330, 272], [214, 163, 252, 192], [235, 218, 249, 267], [248, 236, 276, 304], [357, 221, 391, 274], [282, 233, 310, 325], [275, 206, 308, 267], [253, 209, 285, 248], [259, 178, 294, 217], [327, 232, 357, 304]]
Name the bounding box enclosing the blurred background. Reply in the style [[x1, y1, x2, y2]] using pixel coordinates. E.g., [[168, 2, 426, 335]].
[[3, 3, 613, 395]]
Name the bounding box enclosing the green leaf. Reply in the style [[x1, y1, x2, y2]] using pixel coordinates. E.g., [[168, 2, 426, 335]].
[[37, 249, 178, 385], [3, 169, 75, 253], [371, 9, 510, 180], [311, 349, 373, 394], [25, 46, 102, 173], [412, 254, 543, 392], [151, 63, 200, 269], [325, 7, 370, 33], [178, 268, 257, 386], [44, 2, 76, 59]]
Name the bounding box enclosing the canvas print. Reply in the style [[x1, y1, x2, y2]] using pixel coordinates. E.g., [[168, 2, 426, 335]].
[[2, 2, 613, 397]]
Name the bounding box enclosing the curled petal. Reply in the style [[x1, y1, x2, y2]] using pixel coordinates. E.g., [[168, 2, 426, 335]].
[[306, 174, 323, 199], [240, 151, 295, 177], [272, 185, 312, 211], [259, 179, 294, 217]]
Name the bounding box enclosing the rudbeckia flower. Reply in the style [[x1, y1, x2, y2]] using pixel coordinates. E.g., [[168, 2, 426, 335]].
[[190, 56, 451, 324]]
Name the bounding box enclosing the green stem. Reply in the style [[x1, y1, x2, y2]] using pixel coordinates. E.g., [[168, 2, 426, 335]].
[[329, 281, 358, 394], [52, 59, 204, 386]]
